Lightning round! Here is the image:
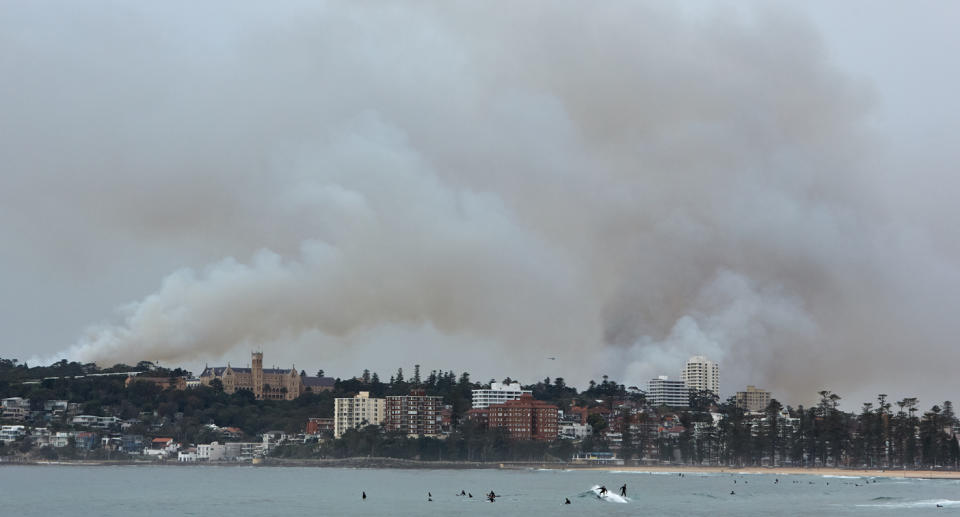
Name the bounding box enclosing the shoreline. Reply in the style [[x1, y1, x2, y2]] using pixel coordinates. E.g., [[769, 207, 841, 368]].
[[573, 465, 960, 480], [3, 458, 959, 479]]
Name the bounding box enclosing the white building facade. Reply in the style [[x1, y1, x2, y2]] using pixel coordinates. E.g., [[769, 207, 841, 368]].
[[559, 421, 593, 440], [647, 376, 690, 407], [681, 355, 719, 395], [471, 382, 532, 409], [334, 391, 386, 438], [0, 425, 26, 444]]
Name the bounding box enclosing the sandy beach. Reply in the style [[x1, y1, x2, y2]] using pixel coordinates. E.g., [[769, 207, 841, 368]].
[[578, 465, 960, 479]]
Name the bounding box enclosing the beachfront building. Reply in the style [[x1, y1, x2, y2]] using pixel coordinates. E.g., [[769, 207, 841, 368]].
[[384, 389, 443, 437], [681, 355, 719, 396], [647, 376, 690, 408], [334, 392, 385, 438], [467, 393, 559, 441], [306, 417, 334, 435], [471, 382, 532, 409], [735, 385, 771, 412]]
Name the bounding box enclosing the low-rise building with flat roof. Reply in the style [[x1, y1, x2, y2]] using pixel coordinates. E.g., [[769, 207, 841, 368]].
[[471, 382, 532, 409]]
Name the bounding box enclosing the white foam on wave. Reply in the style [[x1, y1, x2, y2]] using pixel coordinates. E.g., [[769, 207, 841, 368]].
[[821, 475, 863, 479], [589, 485, 629, 503], [856, 499, 960, 509]]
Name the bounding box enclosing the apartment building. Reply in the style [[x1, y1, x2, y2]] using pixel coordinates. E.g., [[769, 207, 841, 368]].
[[384, 389, 443, 437], [334, 392, 385, 438]]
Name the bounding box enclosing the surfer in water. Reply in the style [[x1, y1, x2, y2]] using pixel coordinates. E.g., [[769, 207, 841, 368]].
[[620, 484, 627, 497], [598, 485, 608, 496], [565, 498, 571, 504], [487, 491, 497, 502], [362, 491, 366, 500]]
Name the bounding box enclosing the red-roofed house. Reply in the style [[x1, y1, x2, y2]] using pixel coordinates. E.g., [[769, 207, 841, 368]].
[[222, 427, 243, 439], [143, 437, 179, 457]]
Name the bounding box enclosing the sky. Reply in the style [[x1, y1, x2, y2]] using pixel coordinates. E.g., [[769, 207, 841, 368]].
[[2, 1, 959, 409]]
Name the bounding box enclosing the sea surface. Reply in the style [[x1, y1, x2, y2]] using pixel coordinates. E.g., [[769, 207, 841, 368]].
[[1, 465, 959, 516]]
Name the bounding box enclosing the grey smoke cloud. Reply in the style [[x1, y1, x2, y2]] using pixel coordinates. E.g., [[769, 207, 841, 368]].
[[4, 2, 960, 405]]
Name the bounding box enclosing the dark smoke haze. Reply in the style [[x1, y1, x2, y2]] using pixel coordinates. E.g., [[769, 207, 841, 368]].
[[3, 2, 959, 406]]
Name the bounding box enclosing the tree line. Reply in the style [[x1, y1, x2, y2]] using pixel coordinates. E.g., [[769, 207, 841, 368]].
[[1, 358, 957, 468]]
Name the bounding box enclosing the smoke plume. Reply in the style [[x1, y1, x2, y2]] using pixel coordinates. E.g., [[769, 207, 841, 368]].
[[4, 2, 960, 403]]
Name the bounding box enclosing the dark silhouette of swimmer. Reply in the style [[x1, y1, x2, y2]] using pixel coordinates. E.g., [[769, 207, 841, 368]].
[[620, 484, 627, 497], [362, 491, 366, 500], [565, 497, 571, 504], [487, 491, 496, 502], [468, 493, 473, 498], [460, 490, 466, 496], [730, 490, 735, 495]]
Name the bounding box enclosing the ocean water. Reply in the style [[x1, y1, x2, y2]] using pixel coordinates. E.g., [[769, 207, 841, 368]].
[[1, 465, 959, 516]]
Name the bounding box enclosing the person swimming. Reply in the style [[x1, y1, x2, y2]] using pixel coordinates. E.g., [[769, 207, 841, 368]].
[[460, 490, 466, 496], [730, 490, 735, 495], [362, 491, 366, 500], [487, 491, 496, 502], [468, 493, 473, 498], [565, 497, 571, 504]]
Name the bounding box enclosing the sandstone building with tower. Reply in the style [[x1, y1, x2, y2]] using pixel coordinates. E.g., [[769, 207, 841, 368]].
[[199, 352, 333, 400]]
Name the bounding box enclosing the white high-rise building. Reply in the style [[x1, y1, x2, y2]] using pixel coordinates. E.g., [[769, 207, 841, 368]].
[[334, 391, 385, 438], [471, 382, 532, 409], [647, 376, 690, 407], [681, 355, 719, 395]]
